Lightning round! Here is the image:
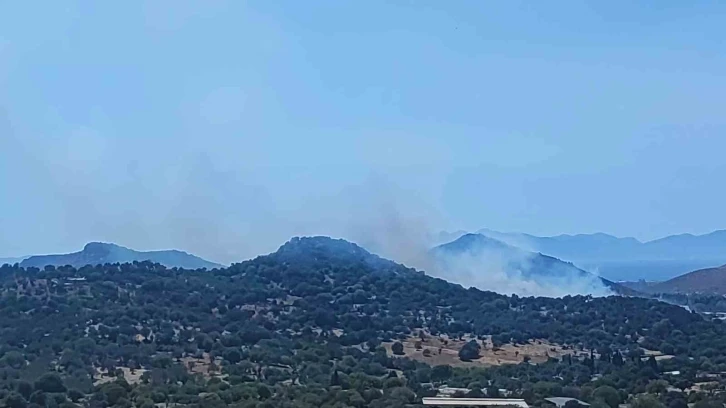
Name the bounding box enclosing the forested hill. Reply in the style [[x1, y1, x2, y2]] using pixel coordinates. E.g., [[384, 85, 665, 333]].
[[1, 236, 726, 408], [267, 236, 418, 276], [18, 242, 221, 270]]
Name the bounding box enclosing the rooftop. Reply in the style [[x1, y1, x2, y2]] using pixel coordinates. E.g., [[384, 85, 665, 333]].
[[422, 397, 530, 407], [545, 397, 590, 407]]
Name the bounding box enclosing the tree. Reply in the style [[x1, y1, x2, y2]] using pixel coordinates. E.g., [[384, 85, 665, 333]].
[[5, 392, 28, 408], [590, 400, 613, 408], [34, 373, 66, 393], [392, 342, 405, 356], [693, 400, 724, 408], [199, 393, 226, 408], [257, 385, 271, 400], [100, 383, 127, 406], [431, 365, 452, 382], [566, 400, 585, 408], [29, 391, 46, 406], [647, 356, 658, 371], [224, 349, 242, 364], [331, 370, 341, 386], [67, 390, 84, 404], [631, 395, 665, 408], [16, 382, 33, 400], [592, 386, 621, 408], [1, 351, 25, 369], [646, 380, 669, 395], [458, 340, 481, 361]]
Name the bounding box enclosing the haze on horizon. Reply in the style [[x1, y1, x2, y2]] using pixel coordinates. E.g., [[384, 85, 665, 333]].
[[2, 1, 726, 264]]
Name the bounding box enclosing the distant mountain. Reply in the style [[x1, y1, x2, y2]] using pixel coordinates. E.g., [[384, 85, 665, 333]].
[[432, 233, 635, 296], [19, 242, 221, 270], [472, 229, 726, 281], [431, 230, 468, 246], [0, 256, 28, 266], [642, 264, 726, 295]]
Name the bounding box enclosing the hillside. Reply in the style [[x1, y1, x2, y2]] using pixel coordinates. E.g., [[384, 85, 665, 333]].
[[647, 264, 726, 295], [19, 242, 221, 269], [432, 233, 634, 296], [0, 235, 724, 407]]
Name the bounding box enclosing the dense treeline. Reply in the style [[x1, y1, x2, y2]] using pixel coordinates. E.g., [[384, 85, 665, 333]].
[[2, 237, 726, 408]]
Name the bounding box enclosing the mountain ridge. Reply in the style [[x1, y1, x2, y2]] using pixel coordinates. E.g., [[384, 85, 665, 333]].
[[463, 228, 726, 281], [637, 264, 726, 295], [0, 256, 28, 265], [19, 242, 222, 270]]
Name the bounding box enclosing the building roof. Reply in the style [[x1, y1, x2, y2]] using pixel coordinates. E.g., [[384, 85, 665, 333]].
[[545, 398, 590, 407], [438, 387, 474, 395], [422, 397, 529, 407]]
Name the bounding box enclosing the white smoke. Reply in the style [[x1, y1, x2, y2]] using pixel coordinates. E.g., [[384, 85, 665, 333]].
[[328, 184, 613, 298], [430, 248, 613, 297]]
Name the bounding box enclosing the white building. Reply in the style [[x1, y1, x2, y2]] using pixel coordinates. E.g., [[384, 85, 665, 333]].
[[545, 397, 590, 407], [422, 397, 530, 407]]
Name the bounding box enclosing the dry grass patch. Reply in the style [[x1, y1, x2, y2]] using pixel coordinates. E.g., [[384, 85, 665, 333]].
[[181, 353, 223, 378], [383, 334, 576, 367], [94, 366, 147, 386]]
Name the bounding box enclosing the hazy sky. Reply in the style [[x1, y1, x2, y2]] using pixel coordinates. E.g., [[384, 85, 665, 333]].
[[2, 1, 726, 263]]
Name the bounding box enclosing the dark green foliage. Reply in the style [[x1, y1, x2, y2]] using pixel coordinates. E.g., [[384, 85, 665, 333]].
[[16, 382, 33, 400], [593, 386, 621, 408], [99, 383, 127, 405], [458, 340, 481, 361], [391, 342, 405, 355], [330, 369, 341, 386], [565, 400, 585, 408], [431, 365, 452, 382], [66, 389, 83, 403], [257, 384, 271, 400], [5, 392, 28, 408], [34, 373, 66, 393], [632, 395, 666, 408], [28, 391, 45, 406]]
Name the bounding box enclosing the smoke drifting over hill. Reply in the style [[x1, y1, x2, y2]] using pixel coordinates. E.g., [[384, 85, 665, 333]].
[[431, 249, 613, 297], [1, 131, 613, 297], [333, 195, 612, 297]]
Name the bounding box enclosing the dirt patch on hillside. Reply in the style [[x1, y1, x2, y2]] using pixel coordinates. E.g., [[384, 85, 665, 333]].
[[181, 353, 223, 377], [383, 334, 577, 367], [94, 367, 147, 386]]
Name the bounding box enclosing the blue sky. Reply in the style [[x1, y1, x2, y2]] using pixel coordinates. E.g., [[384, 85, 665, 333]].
[[1, 1, 725, 263]]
